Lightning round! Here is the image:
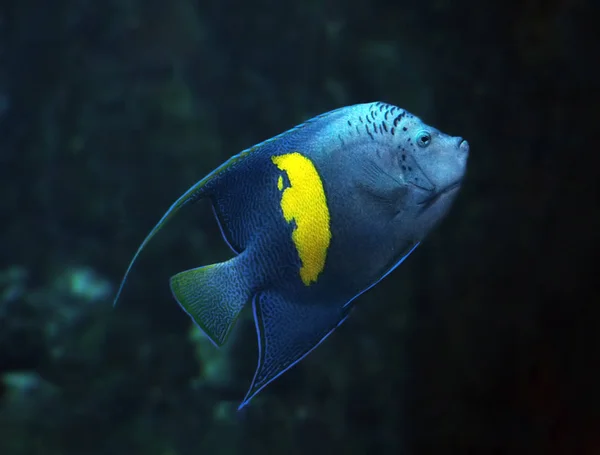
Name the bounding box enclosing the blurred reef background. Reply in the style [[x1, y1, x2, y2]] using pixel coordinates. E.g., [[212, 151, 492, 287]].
[[0, 0, 598, 454]]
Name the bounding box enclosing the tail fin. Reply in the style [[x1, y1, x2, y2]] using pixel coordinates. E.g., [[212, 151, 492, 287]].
[[170, 258, 253, 347]]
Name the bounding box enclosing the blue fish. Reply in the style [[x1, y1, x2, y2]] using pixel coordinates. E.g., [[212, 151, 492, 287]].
[[113, 102, 469, 409]]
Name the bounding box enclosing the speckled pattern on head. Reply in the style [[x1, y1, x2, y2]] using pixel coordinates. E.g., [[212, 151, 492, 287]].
[[112, 101, 470, 409], [321, 101, 413, 145]]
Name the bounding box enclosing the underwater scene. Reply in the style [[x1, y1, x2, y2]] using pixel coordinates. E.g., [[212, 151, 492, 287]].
[[0, 0, 597, 454]]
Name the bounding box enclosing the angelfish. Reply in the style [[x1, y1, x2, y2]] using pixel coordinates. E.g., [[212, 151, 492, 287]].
[[113, 102, 469, 409]]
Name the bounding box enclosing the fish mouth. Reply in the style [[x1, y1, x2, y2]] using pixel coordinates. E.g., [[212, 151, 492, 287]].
[[418, 180, 462, 207]]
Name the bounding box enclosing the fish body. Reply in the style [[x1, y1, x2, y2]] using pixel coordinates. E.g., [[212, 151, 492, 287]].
[[113, 102, 469, 408]]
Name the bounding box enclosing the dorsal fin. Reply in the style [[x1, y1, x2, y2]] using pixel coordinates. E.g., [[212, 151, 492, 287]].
[[112, 178, 207, 307]]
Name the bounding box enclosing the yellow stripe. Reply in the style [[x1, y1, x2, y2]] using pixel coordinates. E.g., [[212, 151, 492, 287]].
[[272, 152, 331, 286]]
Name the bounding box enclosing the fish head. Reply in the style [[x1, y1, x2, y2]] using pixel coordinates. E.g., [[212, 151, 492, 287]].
[[398, 115, 469, 235], [401, 118, 468, 194], [368, 109, 469, 237]]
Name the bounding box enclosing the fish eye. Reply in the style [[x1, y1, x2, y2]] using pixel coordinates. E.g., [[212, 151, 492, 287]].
[[416, 131, 431, 148]]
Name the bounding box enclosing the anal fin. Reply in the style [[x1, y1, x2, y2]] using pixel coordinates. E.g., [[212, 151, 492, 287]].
[[240, 289, 348, 409]]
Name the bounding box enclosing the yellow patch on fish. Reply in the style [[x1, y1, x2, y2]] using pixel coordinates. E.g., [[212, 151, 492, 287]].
[[271, 152, 331, 286]]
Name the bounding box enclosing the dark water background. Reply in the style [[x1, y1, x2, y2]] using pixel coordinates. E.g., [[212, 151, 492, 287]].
[[0, 0, 598, 454]]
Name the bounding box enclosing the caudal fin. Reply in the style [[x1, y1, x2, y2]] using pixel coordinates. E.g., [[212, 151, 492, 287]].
[[170, 259, 253, 347]]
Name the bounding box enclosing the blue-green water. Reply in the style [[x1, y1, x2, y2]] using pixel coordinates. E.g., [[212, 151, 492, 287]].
[[0, 1, 596, 454]]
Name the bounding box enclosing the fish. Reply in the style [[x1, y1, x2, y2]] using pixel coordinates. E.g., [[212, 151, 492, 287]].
[[113, 101, 469, 409]]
